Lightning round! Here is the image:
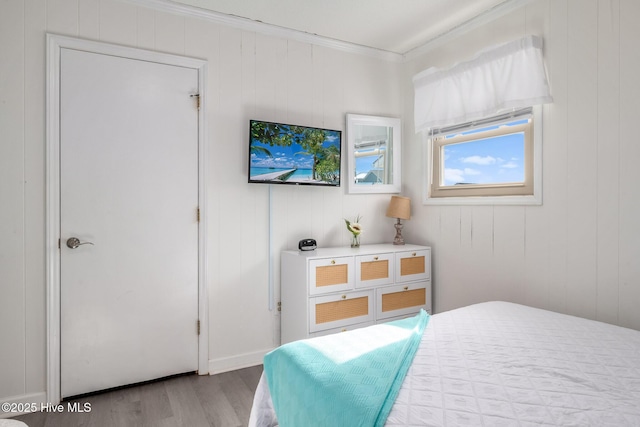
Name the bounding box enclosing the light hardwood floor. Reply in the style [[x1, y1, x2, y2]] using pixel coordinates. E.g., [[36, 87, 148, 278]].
[[11, 365, 263, 427]]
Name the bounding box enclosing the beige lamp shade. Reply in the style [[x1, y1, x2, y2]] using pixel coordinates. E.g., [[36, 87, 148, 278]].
[[386, 195, 411, 220]]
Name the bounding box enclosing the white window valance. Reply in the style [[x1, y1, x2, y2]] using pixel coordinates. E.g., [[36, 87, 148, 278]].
[[413, 35, 553, 133]]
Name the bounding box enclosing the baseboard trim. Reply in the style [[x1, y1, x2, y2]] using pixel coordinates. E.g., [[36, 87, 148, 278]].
[[208, 348, 274, 375], [0, 392, 47, 419]]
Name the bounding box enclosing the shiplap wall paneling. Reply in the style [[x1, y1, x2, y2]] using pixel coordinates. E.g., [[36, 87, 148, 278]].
[[0, 0, 26, 400], [433, 207, 465, 308], [47, 0, 77, 35], [240, 31, 276, 352], [460, 207, 495, 307], [522, 2, 551, 311], [542, 0, 570, 315], [252, 34, 287, 122], [25, 0, 47, 395], [596, 0, 621, 325], [78, 0, 99, 40], [216, 24, 246, 299], [619, 0, 640, 329], [239, 31, 270, 353], [100, 1, 137, 45], [286, 40, 314, 126], [136, 7, 156, 50], [565, 0, 599, 320], [311, 46, 344, 130], [522, 206, 548, 308], [213, 25, 253, 362], [155, 11, 186, 53], [492, 207, 526, 303], [252, 33, 289, 345], [468, 207, 498, 304]]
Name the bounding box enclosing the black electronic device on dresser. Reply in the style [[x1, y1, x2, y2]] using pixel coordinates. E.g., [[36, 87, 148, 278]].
[[298, 239, 317, 251]]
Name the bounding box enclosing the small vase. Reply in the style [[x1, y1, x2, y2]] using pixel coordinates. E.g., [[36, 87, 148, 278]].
[[351, 234, 360, 248]]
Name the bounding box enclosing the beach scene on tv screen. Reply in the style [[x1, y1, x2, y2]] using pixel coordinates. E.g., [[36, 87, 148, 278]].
[[249, 121, 341, 185]]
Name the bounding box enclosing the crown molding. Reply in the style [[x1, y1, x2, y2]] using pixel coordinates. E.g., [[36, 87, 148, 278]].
[[121, 0, 532, 63], [403, 0, 535, 61], [121, 0, 404, 62]]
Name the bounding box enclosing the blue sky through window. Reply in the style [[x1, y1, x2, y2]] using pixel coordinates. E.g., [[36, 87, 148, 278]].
[[355, 151, 381, 176], [442, 121, 526, 186]]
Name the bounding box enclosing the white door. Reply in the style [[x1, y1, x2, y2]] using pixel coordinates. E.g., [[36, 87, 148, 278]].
[[59, 48, 199, 398]]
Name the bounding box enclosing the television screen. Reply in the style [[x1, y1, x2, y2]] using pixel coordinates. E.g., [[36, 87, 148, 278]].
[[248, 120, 342, 187]]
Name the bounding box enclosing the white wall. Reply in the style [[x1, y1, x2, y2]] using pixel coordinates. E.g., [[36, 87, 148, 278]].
[[0, 0, 401, 405], [403, 0, 640, 330]]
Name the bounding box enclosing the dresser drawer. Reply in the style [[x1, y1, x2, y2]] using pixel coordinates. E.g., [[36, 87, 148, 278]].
[[309, 290, 374, 333], [309, 256, 354, 295], [395, 249, 431, 283], [376, 281, 429, 320], [355, 253, 394, 288]]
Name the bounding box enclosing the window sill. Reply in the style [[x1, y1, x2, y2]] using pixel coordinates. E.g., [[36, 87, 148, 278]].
[[423, 193, 542, 206]]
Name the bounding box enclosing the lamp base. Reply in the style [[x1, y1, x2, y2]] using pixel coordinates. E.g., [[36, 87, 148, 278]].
[[392, 219, 405, 245]]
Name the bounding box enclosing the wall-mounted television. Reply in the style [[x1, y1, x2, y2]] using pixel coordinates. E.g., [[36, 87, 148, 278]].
[[248, 120, 342, 187]]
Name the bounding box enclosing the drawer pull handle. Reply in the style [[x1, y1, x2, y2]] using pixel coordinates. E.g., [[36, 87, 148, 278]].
[[403, 286, 409, 291], [373, 256, 378, 260], [341, 295, 347, 299], [331, 260, 336, 264], [341, 328, 347, 332], [412, 252, 417, 256]]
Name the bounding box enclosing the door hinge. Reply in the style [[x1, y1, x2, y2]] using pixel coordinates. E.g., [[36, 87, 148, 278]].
[[197, 320, 201, 335], [190, 93, 200, 110], [197, 207, 200, 223], [58, 238, 61, 249]]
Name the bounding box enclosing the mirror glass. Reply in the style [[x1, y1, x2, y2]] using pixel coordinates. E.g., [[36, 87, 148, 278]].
[[346, 114, 401, 193]]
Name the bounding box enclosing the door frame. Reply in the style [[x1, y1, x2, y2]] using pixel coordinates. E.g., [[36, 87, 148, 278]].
[[45, 33, 209, 404]]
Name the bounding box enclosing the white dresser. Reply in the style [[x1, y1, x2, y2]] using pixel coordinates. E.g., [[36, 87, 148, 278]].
[[280, 244, 431, 344]]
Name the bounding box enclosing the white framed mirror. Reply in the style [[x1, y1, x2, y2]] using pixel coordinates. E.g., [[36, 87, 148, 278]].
[[346, 114, 401, 194]]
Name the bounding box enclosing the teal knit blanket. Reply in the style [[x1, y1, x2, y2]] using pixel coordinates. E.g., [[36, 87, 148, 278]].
[[264, 310, 430, 427]]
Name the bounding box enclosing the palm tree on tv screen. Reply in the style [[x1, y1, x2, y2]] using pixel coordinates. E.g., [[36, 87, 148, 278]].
[[314, 144, 340, 183], [293, 128, 332, 181]]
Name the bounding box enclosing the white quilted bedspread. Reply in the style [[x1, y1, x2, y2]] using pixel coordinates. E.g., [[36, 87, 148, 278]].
[[386, 302, 640, 426], [250, 301, 640, 427]]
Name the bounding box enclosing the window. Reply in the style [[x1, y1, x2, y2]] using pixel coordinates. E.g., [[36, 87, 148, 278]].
[[425, 107, 542, 205]]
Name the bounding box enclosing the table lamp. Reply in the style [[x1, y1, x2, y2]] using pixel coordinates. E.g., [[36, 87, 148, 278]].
[[385, 195, 411, 245]]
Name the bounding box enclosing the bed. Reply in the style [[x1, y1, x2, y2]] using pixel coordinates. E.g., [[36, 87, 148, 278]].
[[249, 301, 640, 426]]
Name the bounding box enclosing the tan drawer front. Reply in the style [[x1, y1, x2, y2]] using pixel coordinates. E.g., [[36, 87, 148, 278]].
[[361, 260, 389, 281], [315, 264, 349, 287], [382, 288, 426, 313], [315, 297, 369, 324], [400, 256, 425, 277]]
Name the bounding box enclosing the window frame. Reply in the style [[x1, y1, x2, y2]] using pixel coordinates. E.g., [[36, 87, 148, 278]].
[[423, 106, 543, 206]]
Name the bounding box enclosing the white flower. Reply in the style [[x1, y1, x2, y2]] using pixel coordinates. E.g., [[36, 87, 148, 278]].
[[348, 223, 362, 235], [344, 215, 363, 236]]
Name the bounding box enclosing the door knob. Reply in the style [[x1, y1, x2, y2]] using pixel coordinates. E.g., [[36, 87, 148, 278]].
[[66, 237, 94, 249]]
